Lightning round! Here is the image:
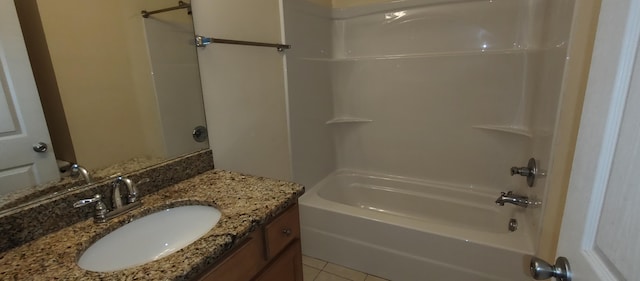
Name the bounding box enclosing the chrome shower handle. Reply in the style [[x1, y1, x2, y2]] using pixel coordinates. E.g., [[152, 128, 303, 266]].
[[510, 166, 532, 176], [510, 158, 542, 187]]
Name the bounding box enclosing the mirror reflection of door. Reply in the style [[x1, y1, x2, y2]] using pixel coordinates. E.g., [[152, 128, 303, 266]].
[[0, 0, 59, 195]]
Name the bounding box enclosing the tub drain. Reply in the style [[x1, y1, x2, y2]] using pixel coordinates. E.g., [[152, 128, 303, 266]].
[[508, 218, 518, 232]]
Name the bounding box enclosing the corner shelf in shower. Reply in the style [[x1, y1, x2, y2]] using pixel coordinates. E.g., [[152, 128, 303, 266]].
[[326, 117, 373, 125], [472, 125, 532, 138]]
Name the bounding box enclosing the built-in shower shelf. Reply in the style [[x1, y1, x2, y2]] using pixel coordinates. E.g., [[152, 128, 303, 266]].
[[326, 117, 373, 124], [472, 125, 532, 138]]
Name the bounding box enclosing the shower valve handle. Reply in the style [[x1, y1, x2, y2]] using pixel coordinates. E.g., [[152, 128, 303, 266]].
[[511, 167, 532, 176], [510, 158, 540, 187]]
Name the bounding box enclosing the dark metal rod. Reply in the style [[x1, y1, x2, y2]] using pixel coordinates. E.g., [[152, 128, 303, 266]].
[[211, 38, 291, 51], [141, 1, 190, 18]]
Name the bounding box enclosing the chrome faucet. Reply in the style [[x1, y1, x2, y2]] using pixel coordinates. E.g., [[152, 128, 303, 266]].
[[74, 176, 142, 223], [70, 164, 93, 184], [495, 191, 541, 208], [111, 176, 138, 209]]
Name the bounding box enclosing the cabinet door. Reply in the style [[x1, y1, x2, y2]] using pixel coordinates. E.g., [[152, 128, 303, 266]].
[[264, 204, 300, 259], [254, 241, 303, 281], [197, 231, 266, 281]]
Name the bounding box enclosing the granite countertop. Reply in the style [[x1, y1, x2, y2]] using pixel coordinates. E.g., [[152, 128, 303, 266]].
[[0, 169, 304, 280]]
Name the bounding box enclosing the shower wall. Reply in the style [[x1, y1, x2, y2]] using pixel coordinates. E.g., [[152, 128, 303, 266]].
[[527, 0, 576, 249], [286, 0, 576, 250], [287, 0, 549, 190], [285, 0, 337, 187]]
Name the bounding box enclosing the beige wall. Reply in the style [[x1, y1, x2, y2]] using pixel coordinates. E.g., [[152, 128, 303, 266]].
[[120, 0, 168, 161], [193, 0, 293, 180], [27, 0, 165, 170], [537, 0, 601, 261], [13, 0, 76, 163]]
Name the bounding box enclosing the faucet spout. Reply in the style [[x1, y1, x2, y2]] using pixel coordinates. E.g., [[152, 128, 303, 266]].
[[495, 191, 540, 208], [119, 176, 138, 203], [70, 164, 93, 184], [111, 179, 123, 209], [111, 176, 138, 209]]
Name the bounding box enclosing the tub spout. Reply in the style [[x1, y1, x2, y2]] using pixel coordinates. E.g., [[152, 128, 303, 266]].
[[495, 191, 540, 208]]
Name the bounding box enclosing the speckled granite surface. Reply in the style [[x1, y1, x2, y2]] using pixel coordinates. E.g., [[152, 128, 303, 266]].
[[0, 169, 304, 280], [0, 150, 214, 253]]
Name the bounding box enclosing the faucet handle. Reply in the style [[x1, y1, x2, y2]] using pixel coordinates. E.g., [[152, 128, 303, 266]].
[[74, 194, 107, 223], [74, 194, 102, 207]]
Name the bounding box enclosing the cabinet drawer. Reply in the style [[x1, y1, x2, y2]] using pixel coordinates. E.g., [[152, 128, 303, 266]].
[[264, 204, 300, 259], [197, 230, 266, 281]]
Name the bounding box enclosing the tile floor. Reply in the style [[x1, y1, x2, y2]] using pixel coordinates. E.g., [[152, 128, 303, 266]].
[[302, 255, 390, 281]]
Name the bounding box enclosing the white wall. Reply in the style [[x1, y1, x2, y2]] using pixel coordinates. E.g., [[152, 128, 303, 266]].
[[284, 0, 337, 187], [192, 0, 293, 180]]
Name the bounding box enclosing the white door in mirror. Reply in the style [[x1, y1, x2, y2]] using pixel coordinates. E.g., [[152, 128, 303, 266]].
[[78, 205, 221, 272], [0, 1, 60, 195]]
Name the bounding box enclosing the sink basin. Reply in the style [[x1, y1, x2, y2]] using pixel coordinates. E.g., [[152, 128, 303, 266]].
[[78, 205, 221, 272]]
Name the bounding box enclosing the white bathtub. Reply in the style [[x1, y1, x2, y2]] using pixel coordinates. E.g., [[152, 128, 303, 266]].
[[299, 170, 534, 281]]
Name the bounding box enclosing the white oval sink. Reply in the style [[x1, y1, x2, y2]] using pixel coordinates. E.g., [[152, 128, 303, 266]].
[[78, 205, 221, 272]]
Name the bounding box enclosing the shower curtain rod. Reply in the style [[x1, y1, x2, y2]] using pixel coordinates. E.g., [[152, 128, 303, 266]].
[[195, 35, 291, 52], [141, 1, 191, 18]]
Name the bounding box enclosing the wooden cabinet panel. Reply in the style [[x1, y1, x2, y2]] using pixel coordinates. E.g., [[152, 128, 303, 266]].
[[254, 241, 303, 281], [264, 205, 300, 259], [194, 204, 302, 281], [197, 230, 266, 281]]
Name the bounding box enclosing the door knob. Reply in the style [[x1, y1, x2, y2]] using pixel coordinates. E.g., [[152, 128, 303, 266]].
[[33, 142, 48, 153], [529, 256, 572, 281]]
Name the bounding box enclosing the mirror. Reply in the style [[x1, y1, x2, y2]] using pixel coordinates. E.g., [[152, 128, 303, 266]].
[[1, 0, 207, 211]]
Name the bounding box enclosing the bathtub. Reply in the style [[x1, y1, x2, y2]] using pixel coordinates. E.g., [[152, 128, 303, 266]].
[[299, 170, 534, 281]]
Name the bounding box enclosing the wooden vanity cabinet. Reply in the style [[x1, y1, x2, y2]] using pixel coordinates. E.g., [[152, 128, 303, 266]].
[[195, 204, 303, 281]]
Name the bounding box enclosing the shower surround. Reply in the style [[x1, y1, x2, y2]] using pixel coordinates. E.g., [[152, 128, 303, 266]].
[[284, 0, 575, 280]]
